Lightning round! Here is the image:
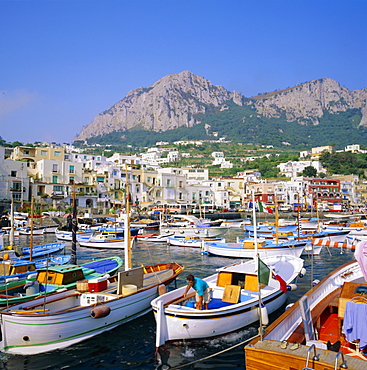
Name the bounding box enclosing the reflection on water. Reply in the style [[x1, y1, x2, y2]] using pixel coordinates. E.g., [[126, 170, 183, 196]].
[[0, 228, 356, 369]]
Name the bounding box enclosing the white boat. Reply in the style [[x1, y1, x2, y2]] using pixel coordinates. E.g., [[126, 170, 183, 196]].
[[220, 219, 249, 228], [167, 235, 225, 248], [55, 228, 94, 241], [151, 254, 305, 347], [160, 215, 228, 238], [136, 233, 175, 242], [0, 261, 185, 355], [18, 226, 44, 235], [202, 239, 306, 259], [245, 254, 367, 369], [244, 224, 298, 234]]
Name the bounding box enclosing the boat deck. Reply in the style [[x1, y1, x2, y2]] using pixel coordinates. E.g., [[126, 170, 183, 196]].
[[246, 339, 367, 370]]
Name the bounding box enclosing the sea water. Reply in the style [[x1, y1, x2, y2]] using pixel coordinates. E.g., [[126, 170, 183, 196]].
[[0, 228, 355, 370]]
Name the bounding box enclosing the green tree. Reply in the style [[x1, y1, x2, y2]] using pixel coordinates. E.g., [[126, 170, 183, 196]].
[[302, 166, 317, 177]]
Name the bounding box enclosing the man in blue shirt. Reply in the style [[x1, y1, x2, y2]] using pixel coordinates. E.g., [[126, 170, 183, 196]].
[[183, 274, 210, 310]]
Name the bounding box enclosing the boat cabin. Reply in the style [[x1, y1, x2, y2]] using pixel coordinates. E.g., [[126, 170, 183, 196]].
[[217, 270, 259, 292], [37, 265, 86, 285], [1, 261, 37, 276], [242, 240, 266, 248]]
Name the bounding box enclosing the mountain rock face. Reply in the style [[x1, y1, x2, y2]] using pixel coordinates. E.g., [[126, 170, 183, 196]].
[[250, 78, 367, 126], [75, 71, 243, 141], [74, 71, 367, 141]]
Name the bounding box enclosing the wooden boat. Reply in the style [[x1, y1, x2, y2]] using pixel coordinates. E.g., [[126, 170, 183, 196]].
[[0, 261, 184, 355], [245, 257, 367, 369], [130, 218, 160, 230], [0, 256, 123, 305], [247, 229, 350, 256], [160, 215, 228, 238], [167, 235, 225, 248], [0, 255, 72, 283], [151, 255, 304, 347], [202, 239, 306, 259], [0, 242, 66, 260]]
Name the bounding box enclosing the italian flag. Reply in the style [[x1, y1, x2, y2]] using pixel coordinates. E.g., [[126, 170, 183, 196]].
[[258, 201, 273, 214], [258, 257, 287, 293]]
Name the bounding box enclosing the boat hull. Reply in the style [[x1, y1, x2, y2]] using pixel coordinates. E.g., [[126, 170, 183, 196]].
[[203, 241, 305, 259], [0, 289, 157, 355], [152, 255, 304, 346], [0, 262, 184, 355]]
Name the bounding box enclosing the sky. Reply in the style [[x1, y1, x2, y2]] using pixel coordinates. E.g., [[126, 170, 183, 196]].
[[1, 0, 367, 144]]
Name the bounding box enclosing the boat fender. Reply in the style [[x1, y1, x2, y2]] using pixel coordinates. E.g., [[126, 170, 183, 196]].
[[90, 305, 111, 318], [285, 303, 294, 311], [299, 268, 306, 278], [259, 304, 269, 326], [201, 251, 209, 256], [158, 284, 166, 296], [287, 284, 297, 291], [312, 279, 320, 287], [5, 277, 19, 283]]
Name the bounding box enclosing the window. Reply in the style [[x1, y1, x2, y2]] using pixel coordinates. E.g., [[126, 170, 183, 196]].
[[23, 150, 30, 155], [167, 179, 171, 186], [52, 164, 58, 172], [69, 165, 75, 174], [10, 171, 17, 177], [84, 177, 89, 185], [54, 151, 60, 157], [69, 177, 74, 184], [12, 182, 21, 190], [179, 181, 183, 188], [147, 177, 151, 183], [97, 177, 104, 182], [41, 150, 47, 156], [53, 185, 62, 191], [52, 175, 58, 183]]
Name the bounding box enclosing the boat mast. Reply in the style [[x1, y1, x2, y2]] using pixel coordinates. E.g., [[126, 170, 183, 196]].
[[252, 189, 264, 341], [124, 165, 132, 270], [71, 185, 77, 265], [274, 197, 279, 246], [9, 199, 14, 247], [29, 197, 34, 261]]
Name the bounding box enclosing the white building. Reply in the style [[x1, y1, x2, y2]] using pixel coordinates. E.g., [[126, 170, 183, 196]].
[[211, 152, 233, 168], [277, 160, 327, 178], [0, 147, 30, 206]]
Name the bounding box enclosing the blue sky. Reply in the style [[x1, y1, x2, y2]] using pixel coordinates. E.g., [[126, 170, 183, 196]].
[[1, 0, 366, 144]]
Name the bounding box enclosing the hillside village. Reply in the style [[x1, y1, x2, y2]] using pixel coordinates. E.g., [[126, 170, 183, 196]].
[[1, 141, 367, 215]]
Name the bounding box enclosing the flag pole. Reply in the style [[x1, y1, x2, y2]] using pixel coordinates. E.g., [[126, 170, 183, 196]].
[[252, 189, 264, 340]]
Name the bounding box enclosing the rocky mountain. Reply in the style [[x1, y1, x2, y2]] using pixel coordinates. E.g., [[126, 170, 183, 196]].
[[74, 71, 367, 142], [75, 71, 244, 141], [250, 78, 367, 127]]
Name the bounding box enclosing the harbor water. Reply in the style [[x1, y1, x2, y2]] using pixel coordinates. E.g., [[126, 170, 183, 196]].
[[0, 228, 356, 370]]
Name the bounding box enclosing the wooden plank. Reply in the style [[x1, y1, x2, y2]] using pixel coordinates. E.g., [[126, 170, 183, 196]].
[[222, 284, 241, 303]]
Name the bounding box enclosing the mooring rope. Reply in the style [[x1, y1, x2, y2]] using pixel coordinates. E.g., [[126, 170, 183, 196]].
[[168, 333, 260, 369]]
